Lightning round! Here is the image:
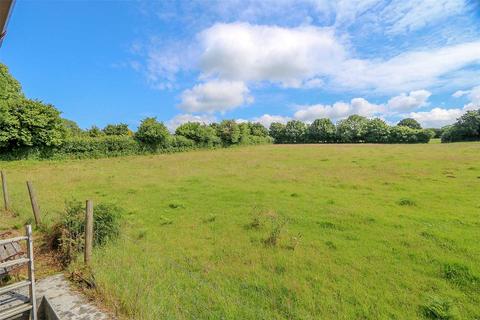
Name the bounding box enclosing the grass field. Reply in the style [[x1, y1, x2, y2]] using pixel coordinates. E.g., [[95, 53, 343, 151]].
[[1, 143, 479, 319]]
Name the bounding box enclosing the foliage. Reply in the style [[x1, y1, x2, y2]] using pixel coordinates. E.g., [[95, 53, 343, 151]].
[[87, 126, 105, 138], [284, 120, 307, 143], [441, 109, 480, 142], [0, 99, 66, 151], [62, 118, 84, 137], [103, 123, 131, 136], [175, 122, 220, 146], [307, 118, 336, 143], [269, 122, 286, 143], [364, 118, 390, 143], [215, 120, 241, 146], [249, 122, 269, 137], [397, 118, 422, 129], [51, 200, 122, 265], [134, 117, 170, 148], [389, 125, 430, 143], [56, 135, 141, 158], [0, 63, 24, 102], [336, 115, 368, 143]]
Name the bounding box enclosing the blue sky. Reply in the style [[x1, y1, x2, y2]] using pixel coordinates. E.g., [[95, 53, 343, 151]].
[[1, 0, 480, 130]]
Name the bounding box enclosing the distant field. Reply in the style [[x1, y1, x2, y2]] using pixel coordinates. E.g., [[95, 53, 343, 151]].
[[1, 143, 479, 319]]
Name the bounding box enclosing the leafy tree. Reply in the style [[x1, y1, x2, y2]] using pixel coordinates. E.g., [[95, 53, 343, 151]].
[[238, 122, 252, 144], [62, 119, 84, 137], [249, 122, 269, 137], [0, 99, 66, 150], [284, 120, 307, 143], [175, 122, 220, 146], [87, 126, 105, 138], [103, 123, 130, 136], [454, 109, 480, 139], [397, 118, 422, 129], [134, 117, 170, 148], [216, 120, 240, 145], [0, 63, 24, 103], [307, 118, 336, 143], [364, 118, 390, 143], [269, 122, 286, 143], [336, 115, 368, 143]]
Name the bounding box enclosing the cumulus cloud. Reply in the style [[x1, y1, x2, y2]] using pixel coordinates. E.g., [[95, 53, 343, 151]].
[[386, 90, 431, 111], [196, 22, 480, 93], [410, 108, 464, 128], [294, 97, 384, 122], [166, 113, 216, 131], [251, 114, 291, 127], [178, 80, 253, 113], [199, 23, 345, 88]]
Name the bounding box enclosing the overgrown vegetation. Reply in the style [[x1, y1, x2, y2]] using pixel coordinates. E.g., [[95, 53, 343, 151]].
[[441, 109, 480, 143], [50, 200, 122, 265]]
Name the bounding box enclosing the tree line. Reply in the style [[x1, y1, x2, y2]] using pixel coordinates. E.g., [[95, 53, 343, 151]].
[[1, 63, 478, 159]]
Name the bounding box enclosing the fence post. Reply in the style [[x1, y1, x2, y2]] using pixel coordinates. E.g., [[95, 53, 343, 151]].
[[1, 170, 9, 211], [84, 200, 93, 265], [25, 224, 38, 320], [26, 181, 42, 227]]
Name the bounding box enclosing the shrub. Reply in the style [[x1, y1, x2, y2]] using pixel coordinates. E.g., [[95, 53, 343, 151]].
[[56, 135, 140, 158], [103, 123, 131, 136], [216, 120, 241, 146], [50, 200, 123, 265], [135, 117, 170, 149], [175, 122, 220, 146], [441, 109, 480, 142]]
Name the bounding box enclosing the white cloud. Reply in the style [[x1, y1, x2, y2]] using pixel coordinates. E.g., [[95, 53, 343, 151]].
[[410, 107, 463, 128], [199, 23, 346, 87], [386, 90, 431, 111], [251, 114, 291, 127], [166, 113, 216, 132], [294, 97, 383, 122], [452, 90, 470, 98], [196, 22, 480, 93], [381, 0, 465, 34], [178, 80, 253, 113]]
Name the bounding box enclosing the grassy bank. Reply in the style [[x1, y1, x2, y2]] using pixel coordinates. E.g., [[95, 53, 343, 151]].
[[1, 143, 479, 319]]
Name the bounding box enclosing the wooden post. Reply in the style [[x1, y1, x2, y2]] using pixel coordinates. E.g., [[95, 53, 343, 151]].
[[26, 181, 41, 226], [1, 170, 9, 211], [26, 224, 38, 320], [84, 200, 93, 265]]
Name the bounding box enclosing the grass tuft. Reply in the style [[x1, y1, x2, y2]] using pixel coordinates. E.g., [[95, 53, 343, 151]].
[[420, 296, 457, 320], [397, 198, 416, 206]]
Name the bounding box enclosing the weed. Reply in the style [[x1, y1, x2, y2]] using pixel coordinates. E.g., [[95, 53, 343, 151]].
[[442, 263, 479, 290], [202, 214, 217, 223], [159, 216, 173, 226], [325, 241, 337, 250], [398, 198, 416, 206], [169, 202, 185, 209], [420, 296, 457, 320], [318, 221, 343, 231], [285, 233, 302, 250], [264, 214, 288, 247]]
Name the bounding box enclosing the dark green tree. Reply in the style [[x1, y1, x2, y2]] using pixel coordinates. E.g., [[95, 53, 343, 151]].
[[269, 122, 286, 143], [307, 118, 336, 143], [87, 126, 105, 137], [364, 118, 390, 143], [216, 120, 240, 145], [0, 99, 66, 150], [249, 122, 269, 137], [397, 118, 422, 129], [284, 120, 307, 143], [62, 118, 84, 137], [0, 63, 24, 103], [336, 115, 368, 143]]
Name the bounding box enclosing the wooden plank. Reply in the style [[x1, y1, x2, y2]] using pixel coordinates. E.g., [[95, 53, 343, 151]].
[[0, 280, 30, 295], [0, 257, 29, 269], [27, 181, 42, 226], [0, 236, 27, 246], [0, 303, 32, 320], [84, 200, 93, 266]]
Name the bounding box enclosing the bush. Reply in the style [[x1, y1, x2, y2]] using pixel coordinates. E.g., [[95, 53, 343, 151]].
[[216, 120, 241, 146], [441, 109, 480, 142], [103, 123, 130, 136], [175, 122, 220, 146], [50, 200, 123, 265], [135, 117, 170, 149], [55, 135, 140, 158]]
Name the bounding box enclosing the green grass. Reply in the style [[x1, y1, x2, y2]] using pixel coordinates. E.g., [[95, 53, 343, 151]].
[[1, 143, 480, 319]]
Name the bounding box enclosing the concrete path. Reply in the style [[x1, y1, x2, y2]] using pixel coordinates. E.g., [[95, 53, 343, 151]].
[[1, 274, 112, 319]]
